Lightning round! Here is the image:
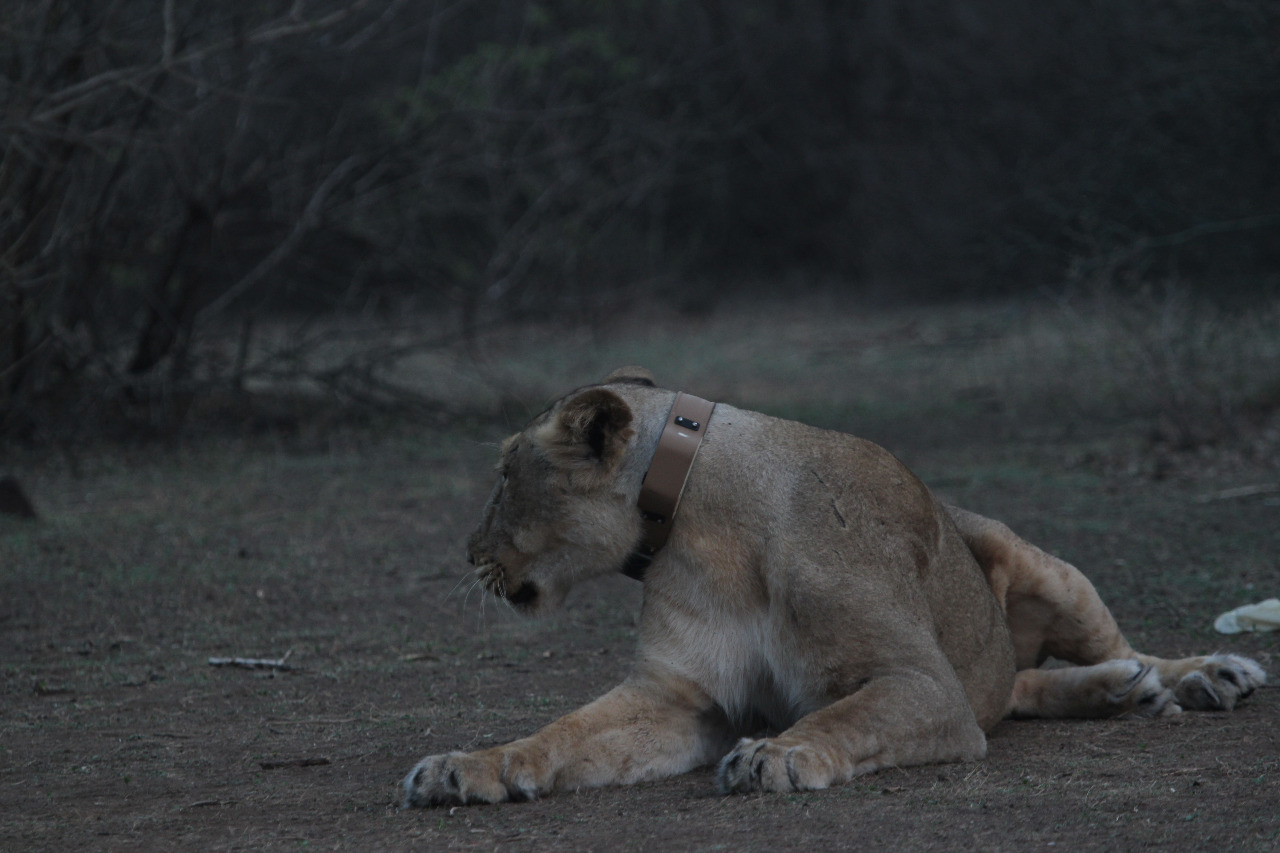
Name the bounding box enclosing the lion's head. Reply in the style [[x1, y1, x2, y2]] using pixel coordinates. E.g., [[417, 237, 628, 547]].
[[466, 368, 658, 613]]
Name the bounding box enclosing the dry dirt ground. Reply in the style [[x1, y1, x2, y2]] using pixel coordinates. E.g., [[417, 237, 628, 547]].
[[3, 304, 1278, 851]]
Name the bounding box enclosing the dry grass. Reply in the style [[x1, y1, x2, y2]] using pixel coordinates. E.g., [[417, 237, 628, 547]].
[[327, 290, 1280, 456]]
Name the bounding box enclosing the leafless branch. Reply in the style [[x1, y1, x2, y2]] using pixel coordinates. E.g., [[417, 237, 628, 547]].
[[198, 155, 364, 322]]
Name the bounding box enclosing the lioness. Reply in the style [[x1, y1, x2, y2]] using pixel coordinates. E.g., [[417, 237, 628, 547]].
[[403, 367, 1265, 807]]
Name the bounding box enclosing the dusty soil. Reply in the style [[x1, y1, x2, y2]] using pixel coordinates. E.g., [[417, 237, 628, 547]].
[[3, 333, 1279, 851]]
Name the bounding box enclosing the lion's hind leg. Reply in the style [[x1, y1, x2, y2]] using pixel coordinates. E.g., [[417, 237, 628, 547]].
[[1006, 655, 1267, 719], [945, 505, 1136, 670], [945, 505, 1267, 717], [1007, 659, 1180, 719]]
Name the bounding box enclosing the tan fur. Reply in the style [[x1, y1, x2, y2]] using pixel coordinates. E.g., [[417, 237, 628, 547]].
[[403, 370, 1266, 807]]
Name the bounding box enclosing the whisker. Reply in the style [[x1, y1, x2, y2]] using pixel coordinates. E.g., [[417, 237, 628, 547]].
[[462, 576, 484, 611], [446, 569, 476, 601]]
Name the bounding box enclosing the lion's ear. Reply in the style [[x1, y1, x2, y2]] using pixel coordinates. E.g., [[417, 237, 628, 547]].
[[543, 388, 635, 472], [602, 366, 655, 387]]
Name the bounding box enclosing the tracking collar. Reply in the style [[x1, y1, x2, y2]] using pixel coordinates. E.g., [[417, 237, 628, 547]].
[[622, 392, 716, 581]]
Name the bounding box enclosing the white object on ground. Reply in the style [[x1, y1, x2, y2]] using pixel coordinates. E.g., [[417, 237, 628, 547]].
[[1214, 598, 1280, 634]]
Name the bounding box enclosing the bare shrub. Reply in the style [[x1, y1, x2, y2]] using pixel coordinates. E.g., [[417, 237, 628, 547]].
[[0, 1, 400, 438], [3, 1, 1277, 441]]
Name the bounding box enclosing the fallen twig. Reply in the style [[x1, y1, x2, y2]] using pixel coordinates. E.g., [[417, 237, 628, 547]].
[[259, 757, 331, 770], [1195, 483, 1279, 503], [188, 799, 237, 808], [399, 651, 440, 662], [208, 650, 294, 671], [266, 717, 359, 726], [32, 682, 74, 697]]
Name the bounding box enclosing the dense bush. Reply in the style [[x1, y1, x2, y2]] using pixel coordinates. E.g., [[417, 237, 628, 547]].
[[3, 1, 1278, 436]]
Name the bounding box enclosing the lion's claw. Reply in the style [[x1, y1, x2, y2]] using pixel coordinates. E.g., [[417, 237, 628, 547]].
[[718, 738, 828, 795]]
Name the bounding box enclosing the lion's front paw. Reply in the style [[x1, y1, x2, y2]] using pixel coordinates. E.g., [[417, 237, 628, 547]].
[[716, 738, 831, 795], [402, 752, 515, 808], [1174, 654, 1266, 711]]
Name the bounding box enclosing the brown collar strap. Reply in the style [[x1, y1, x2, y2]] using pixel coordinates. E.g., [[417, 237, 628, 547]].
[[622, 392, 716, 581]]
